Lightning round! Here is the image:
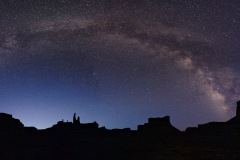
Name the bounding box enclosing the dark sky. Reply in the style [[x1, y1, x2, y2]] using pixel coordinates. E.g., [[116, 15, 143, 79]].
[[0, 0, 240, 130]]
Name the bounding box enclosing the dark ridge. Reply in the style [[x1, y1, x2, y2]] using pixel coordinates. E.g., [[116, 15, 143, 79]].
[[0, 101, 240, 160]]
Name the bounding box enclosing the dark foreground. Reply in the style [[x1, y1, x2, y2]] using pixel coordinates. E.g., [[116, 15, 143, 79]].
[[0, 130, 239, 160], [0, 101, 240, 160]]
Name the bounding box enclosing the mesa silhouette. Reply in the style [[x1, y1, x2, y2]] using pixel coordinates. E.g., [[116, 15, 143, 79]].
[[0, 101, 239, 160]]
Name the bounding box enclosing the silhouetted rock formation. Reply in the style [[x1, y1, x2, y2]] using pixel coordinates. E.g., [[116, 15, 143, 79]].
[[73, 113, 76, 123], [0, 113, 24, 132], [138, 116, 180, 135], [50, 113, 98, 132], [185, 101, 240, 138], [219, 101, 238, 124], [228, 100, 240, 124], [237, 100, 240, 116], [73, 113, 80, 124], [24, 126, 38, 133], [0, 102, 240, 160]]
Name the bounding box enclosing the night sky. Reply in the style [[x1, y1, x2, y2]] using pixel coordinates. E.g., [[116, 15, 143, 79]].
[[1, 0, 240, 130]]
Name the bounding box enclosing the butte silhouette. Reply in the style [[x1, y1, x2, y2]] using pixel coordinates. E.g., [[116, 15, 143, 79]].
[[0, 101, 239, 159]]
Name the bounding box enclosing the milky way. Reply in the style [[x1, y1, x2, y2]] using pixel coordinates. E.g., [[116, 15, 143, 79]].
[[0, 1, 240, 130]]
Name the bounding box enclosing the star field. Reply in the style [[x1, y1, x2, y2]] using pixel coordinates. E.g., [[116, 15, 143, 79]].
[[0, 0, 240, 130]]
